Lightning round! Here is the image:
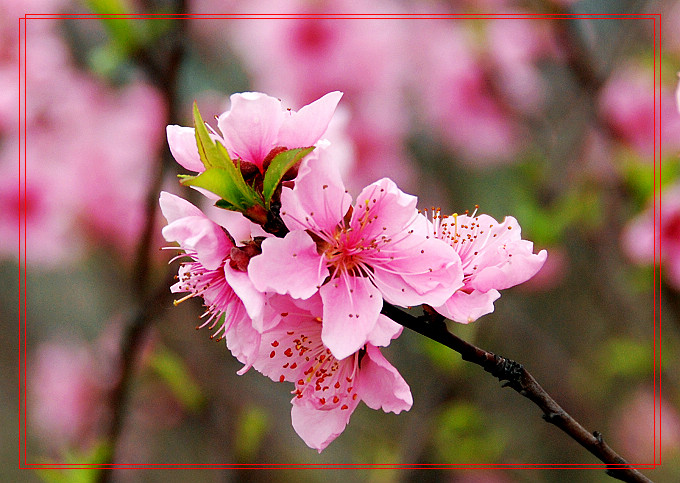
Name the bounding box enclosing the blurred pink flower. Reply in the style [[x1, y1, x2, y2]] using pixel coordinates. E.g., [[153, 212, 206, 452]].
[[252, 294, 411, 452], [225, 0, 414, 190], [485, 18, 555, 115], [600, 64, 680, 157], [428, 210, 547, 323], [29, 341, 104, 450], [622, 184, 680, 289], [248, 154, 463, 360], [612, 388, 680, 460], [409, 20, 522, 164], [1, 6, 167, 264]]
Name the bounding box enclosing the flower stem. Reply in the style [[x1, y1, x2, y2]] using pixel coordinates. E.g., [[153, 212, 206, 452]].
[[380, 302, 653, 483]]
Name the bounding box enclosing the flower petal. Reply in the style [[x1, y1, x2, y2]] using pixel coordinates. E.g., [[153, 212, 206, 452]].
[[366, 314, 403, 348], [217, 92, 285, 167], [351, 177, 419, 240], [280, 152, 352, 233], [162, 216, 231, 270], [224, 304, 262, 375], [166, 125, 204, 172], [372, 237, 464, 307], [224, 265, 267, 331], [320, 276, 382, 360], [356, 345, 413, 413], [291, 398, 355, 452], [248, 230, 328, 299], [159, 191, 205, 224], [277, 91, 343, 148], [434, 289, 501, 324], [471, 240, 548, 292]]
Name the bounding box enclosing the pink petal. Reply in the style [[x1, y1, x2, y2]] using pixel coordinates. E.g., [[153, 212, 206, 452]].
[[366, 314, 403, 348], [356, 345, 413, 413], [216, 92, 285, 167], [203, 204, 267, 243], [471, 240, 548, 292], [290, 399, 355, 452], [248, 230, 328, 299], [372, 237, 464, 307], [280, 152, 352, 233], [166, 125, 204, 172], [351, 177, 419, 240], [159, 191, 205, 224], [435, 289, 501, 324], [320, 276, 382, 360], [224, 305, 262, 375], [224, 265, 266, 331], [162, 216, 231, 270], [277, 91, 343, 148]]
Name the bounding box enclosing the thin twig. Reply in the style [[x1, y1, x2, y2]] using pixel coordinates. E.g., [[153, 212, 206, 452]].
[[381, 302, 654, 483]]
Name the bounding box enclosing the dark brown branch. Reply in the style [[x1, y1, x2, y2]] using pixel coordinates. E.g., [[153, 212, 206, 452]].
[[381, 302, 653, 483], [98, 4, 188, 481]]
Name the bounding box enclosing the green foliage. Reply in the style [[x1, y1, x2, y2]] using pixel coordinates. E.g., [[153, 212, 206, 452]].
[[432, 401, 507, 463], [148, 345, 205, 413], [83, 0, 174, 79], [620, 151, 679, 206], [420, 334, 464, 374], [234, 406, 269, 462], [262, 146, 314, 207], [35, 441, 110, 483]]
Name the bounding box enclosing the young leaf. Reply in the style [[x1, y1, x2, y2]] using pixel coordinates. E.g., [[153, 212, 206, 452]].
[[181, 167, 257, 210], [262, 146, 315, 205], [193, 101, 232, 170]]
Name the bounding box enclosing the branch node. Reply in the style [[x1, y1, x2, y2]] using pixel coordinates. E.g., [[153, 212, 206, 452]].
[[593, 431, 604, 445]]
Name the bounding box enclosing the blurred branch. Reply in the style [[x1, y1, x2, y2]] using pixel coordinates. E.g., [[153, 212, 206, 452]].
[[381, 302, 653, 483], [97, 3, 188, 481]]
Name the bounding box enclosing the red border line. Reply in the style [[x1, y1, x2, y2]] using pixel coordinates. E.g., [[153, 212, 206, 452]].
[[18, 11, 662, 473]]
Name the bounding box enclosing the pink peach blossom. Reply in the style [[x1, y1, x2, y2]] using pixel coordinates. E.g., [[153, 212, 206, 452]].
[[248, 154, 463, 360], [428, 210, 547, 323], [167, 91, 342, 174], [252, 294, 411, 452]]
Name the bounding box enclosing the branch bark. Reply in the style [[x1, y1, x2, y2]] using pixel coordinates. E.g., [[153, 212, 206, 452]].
[[380, 302, 653, 483]]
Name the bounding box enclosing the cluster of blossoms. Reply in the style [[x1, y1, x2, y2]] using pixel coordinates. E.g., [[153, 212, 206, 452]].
[[161, 91, 547, 451]]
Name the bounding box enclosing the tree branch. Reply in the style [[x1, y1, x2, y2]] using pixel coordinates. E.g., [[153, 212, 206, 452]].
[[380, 302, 653, 483]]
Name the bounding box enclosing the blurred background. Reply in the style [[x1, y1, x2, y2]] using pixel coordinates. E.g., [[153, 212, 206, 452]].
[[3, 0, 680, 481]]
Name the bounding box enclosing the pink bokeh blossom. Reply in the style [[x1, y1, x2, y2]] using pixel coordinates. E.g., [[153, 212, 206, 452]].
[[409, 20, 522, 164], [29, 341, 105, 450], [622, 183, 680, 289], [600, 64, 680, 158]]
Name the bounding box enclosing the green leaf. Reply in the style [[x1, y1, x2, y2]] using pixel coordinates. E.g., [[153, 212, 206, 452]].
[[181, 168, 257, 211], [83, 0, 143, 53], [192, 101, 233, 170], [262, 146, 315, 206], [149, 345, 204, 412]]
